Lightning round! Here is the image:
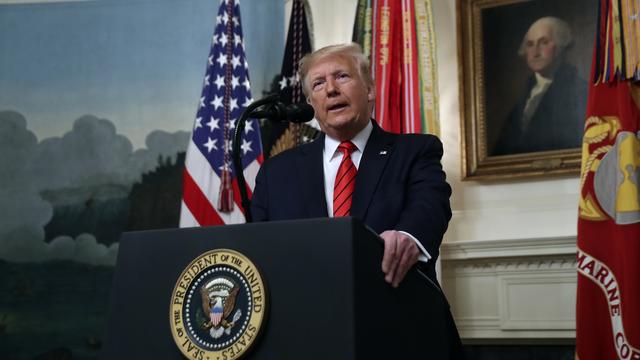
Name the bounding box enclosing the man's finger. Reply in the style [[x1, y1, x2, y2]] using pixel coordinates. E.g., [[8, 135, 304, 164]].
[[380, 231, 396, 273], [381, 233, 400, 283], [384, 236, 400, 284], [392, 243, 419, 287]]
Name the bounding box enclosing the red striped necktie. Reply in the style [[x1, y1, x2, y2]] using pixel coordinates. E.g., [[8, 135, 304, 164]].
[[333, 141, 358, 217]]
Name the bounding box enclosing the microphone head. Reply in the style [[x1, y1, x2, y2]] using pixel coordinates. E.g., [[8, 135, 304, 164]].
[[286, 103, 315, 123]]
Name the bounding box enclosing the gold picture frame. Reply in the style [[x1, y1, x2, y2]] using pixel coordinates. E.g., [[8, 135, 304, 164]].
[[457, 0, 597, 180]]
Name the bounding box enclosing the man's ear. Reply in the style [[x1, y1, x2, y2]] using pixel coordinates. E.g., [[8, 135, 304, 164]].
[[306, 97, 311, 104], [367, 86, 375, 101]]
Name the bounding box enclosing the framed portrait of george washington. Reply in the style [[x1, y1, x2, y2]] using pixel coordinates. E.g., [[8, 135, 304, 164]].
[[457, 0, 597, 180]]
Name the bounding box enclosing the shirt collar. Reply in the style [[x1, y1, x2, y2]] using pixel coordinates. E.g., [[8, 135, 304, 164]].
[[534, 72, 553, 87], [323, 120, 373, 162]]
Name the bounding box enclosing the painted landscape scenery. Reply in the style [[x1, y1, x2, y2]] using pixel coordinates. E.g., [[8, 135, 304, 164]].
[[0, 0, 282, 358]]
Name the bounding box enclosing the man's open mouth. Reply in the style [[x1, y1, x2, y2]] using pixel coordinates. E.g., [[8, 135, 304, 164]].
[[328, 103, 348, 111]]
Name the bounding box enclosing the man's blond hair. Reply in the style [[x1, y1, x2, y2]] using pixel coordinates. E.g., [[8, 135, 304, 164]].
[[298, 43, 374, 97]]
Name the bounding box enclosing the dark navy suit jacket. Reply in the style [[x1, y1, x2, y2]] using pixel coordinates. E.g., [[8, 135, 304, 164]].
[[251, 120, 452, 284]]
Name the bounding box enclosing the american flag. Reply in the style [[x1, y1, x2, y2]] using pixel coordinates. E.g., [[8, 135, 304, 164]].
[[180, 0, 263, 227]]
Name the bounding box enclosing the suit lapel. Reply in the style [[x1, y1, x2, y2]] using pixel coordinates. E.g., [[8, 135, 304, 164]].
[[351, 122, 395, 220], [296, 134, 328, 217]]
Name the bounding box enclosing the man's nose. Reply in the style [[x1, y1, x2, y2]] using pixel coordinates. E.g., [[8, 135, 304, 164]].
[[325, 78, 339, 96], [533, 44, 542, 56]]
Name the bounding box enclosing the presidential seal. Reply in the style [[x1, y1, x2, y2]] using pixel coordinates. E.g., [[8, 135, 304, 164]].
[[170, 249, 267, 360]]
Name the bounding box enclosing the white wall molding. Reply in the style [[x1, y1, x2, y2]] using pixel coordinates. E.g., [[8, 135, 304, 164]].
[[441, 237, 578, 340], [441, 235, 576, 260], [443, 256, 577, 273]]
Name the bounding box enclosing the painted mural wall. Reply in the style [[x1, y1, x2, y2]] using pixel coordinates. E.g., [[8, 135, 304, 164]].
[[0, 0, 283, 358]]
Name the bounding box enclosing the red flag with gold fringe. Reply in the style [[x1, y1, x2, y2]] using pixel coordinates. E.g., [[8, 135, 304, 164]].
[[364, 0, 438, 135], [576, 2, 640, 358], [577, 80, 640, 360]]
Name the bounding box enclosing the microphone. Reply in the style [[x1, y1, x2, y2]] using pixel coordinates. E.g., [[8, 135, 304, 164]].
[[250, 101, 315, 123], [232, 95, 314, 223]]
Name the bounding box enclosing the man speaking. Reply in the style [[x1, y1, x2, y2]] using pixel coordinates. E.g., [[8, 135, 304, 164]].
[[251, 43, 462, 357]]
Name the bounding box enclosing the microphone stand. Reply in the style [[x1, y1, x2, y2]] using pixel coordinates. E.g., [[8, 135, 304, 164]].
[[232, 94, 279, 223]]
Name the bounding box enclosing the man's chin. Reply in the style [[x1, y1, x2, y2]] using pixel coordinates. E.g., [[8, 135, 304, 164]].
[[324, 124, 356, 140], [529, 62, 557, 76], [325, 114, 355, 127]]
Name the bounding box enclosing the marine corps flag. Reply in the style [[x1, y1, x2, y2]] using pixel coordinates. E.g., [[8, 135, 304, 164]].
[[576, 1, 640, 359]]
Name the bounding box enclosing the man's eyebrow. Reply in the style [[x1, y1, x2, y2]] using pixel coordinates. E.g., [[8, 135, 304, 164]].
[[331, 68, 350, 76], [526, 35, 550, 43], [309, 74, 324, 82], [309, 69, 349, 82]]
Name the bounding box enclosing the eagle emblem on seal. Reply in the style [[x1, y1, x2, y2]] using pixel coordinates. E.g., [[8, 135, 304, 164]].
[[200, 277, 242, 339]]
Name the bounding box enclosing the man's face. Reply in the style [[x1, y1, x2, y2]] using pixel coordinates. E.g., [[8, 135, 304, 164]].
[[524, 22, 558, 77], [305, 54, 374, 141]]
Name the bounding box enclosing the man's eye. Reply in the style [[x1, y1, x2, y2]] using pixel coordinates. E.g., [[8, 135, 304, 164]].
[[312, 81, 324, 91]]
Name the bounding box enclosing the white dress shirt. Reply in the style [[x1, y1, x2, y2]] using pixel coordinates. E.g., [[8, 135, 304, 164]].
[[522, 72, 553, 129], [322, 121, 431, 263]]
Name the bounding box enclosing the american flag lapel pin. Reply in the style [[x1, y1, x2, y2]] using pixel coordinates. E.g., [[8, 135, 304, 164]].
[[379, 150, 387, 155]]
